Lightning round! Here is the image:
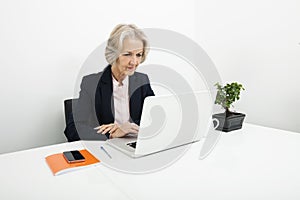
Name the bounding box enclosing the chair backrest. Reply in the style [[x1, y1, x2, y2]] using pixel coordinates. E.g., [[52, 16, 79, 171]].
[[63, 99, 80, 142]]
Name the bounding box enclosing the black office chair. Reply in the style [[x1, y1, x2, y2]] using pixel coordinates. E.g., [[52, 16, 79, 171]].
[[63, 99, 80, 142]]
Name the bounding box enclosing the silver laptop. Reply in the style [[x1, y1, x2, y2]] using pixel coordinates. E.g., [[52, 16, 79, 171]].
[[106, 91, 213, 158]]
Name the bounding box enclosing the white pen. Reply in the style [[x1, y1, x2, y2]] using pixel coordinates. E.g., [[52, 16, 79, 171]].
[[100, 146, 112, 159]]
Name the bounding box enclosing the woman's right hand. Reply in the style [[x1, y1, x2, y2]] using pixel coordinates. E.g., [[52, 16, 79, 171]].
[[95, 122, 139, 138], [94, 123, 118, 135]]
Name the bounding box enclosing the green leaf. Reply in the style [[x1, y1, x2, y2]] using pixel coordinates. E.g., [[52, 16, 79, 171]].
[[214, 81, 245, 110]]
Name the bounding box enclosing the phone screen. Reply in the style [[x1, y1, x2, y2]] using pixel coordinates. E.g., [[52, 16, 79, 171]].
[[63, 150, 85, 163]]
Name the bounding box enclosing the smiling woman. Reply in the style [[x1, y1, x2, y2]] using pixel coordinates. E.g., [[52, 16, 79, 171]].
[[64, 24, 155, 141]]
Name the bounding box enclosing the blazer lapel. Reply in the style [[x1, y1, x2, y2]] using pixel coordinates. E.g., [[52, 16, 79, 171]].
[[95, 65, 114, 124], [129, 74, 141, 122]]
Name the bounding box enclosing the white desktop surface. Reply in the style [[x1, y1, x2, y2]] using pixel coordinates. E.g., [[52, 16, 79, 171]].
[[0, 123, 300, 200]]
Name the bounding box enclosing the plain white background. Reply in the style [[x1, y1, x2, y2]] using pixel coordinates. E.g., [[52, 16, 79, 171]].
[[195, 0, 300, 134], [0, 0, 299, 154]]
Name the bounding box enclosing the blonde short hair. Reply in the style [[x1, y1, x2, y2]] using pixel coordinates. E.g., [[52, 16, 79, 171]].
[[105, 24, 149, 65]]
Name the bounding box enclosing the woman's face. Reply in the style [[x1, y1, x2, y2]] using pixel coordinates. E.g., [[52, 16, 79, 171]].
[[115, 38, 144, 76]]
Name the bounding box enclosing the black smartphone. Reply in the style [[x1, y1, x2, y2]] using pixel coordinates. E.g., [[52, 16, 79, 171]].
[[63, 150, 85, 163]]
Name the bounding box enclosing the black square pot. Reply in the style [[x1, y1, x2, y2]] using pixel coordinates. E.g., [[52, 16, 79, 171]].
[[212, 112, 246, 132]]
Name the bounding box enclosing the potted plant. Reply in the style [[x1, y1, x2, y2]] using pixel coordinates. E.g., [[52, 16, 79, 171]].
[[213, 82, 246, 132]]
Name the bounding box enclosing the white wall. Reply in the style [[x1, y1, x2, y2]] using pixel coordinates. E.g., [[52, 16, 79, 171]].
[[195, 0, 300, 133], [0, 0, 196, 154]]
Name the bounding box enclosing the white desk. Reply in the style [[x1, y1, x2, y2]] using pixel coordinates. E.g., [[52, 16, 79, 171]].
[[1, 123, 300, 200]]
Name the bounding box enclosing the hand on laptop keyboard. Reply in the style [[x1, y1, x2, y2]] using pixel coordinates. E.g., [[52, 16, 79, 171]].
[[95, 122, 139, 138], [110, 122, 139, 138], [119, 122, 139, 134]]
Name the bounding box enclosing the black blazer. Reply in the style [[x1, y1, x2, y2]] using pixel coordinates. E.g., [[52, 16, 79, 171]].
[[65, 65, 154, 141]]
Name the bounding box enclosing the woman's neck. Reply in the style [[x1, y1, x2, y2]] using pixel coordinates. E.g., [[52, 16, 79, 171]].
[[111, 64, 126, 84]]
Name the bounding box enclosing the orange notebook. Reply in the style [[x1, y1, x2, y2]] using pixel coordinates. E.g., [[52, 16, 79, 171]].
[[45, 149, 100, 176]]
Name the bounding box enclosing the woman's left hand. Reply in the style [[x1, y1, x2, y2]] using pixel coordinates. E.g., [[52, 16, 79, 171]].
[[110, 122, 139, 138], [109, 128, 127, 138]]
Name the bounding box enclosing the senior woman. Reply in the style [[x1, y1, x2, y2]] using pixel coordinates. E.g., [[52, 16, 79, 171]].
[[65, 24, 154, 141]]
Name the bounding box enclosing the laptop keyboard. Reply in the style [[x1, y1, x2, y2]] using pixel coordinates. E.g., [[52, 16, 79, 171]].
[[127, 141, 137, 149]]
